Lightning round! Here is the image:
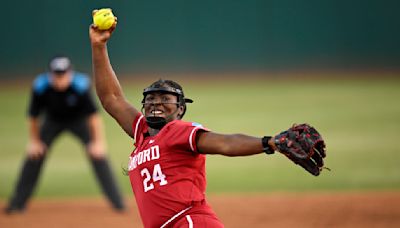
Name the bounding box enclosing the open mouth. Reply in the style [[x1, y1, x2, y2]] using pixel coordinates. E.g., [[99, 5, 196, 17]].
[[150, 110, 164, 116]]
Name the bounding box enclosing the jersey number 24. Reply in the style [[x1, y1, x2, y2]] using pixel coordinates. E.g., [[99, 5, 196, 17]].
[[140, 164, 168, 192]]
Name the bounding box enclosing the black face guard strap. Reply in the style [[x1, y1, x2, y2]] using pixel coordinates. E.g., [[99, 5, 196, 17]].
[[143, 86, 181, 95], [145, 116, 167, 129], [141, 101, 180, 106], [142, 86, 193, 104]]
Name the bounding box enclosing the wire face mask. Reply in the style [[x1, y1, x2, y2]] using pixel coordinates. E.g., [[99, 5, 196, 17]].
[[141, 80, 193, 130], [141, 100, 181, 130]]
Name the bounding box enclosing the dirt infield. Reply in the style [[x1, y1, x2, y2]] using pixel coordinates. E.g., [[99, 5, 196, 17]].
[[1, 192, 400, 228]]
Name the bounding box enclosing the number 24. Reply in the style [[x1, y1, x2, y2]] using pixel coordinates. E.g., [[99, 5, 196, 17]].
[[140, 164, 168, 192]]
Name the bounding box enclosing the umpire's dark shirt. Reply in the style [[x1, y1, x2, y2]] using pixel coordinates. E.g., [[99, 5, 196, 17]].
[[28, 72, 98, 122]]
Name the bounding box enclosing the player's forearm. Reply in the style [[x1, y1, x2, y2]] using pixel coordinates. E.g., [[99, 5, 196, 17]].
[[91, 44, 125, 109], [218, 134, 264, 156], [198, 132, 265, 156], [28, 117, 41, 142]]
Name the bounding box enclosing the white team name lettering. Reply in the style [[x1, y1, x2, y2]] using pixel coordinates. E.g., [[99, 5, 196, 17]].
[[128, 145, 160, 171]]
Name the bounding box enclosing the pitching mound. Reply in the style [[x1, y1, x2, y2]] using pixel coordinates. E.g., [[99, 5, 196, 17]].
[[1, 192, 399, 228]]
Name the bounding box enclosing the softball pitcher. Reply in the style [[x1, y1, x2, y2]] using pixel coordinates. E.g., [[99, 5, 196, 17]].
[[89, 11, 326, 228]]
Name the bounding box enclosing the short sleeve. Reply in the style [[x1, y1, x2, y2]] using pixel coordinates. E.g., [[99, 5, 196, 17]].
[[132, 114, 147, 146], [28, 89, 42, 117], [28, 74, 49, 117], [167, 121, 209, 153], [71, 73, 98, 116], [79, 90, 98, 115]]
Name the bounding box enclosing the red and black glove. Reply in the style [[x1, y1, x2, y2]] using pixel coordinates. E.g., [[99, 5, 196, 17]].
[[272, 123, 327, 176]]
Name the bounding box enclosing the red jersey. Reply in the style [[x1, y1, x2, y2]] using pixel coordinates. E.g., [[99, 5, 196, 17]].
[[128, 114, 215, 228]]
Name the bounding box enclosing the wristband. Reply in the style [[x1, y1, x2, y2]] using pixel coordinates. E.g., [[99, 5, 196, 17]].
[[262, 136, 275, 154]]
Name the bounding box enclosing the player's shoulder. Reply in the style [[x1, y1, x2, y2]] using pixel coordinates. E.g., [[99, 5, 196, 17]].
[[32, 73, 51, 95], [170, 120, 205, 129], [71, 72, 91, 94]]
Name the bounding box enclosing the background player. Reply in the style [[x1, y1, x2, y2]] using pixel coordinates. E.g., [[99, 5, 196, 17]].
[[4, 56, 125, 213]]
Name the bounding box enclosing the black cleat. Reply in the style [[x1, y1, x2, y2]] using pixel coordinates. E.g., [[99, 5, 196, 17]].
[[4, 206, 25, 215], [113, 204, 126, 213]]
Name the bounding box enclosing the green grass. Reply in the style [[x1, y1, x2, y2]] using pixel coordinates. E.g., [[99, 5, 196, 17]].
[[1, 76, 400, 199]]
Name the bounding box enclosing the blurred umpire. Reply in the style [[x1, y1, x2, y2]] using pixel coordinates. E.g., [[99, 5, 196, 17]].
[[5, 55, 125, 213]]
